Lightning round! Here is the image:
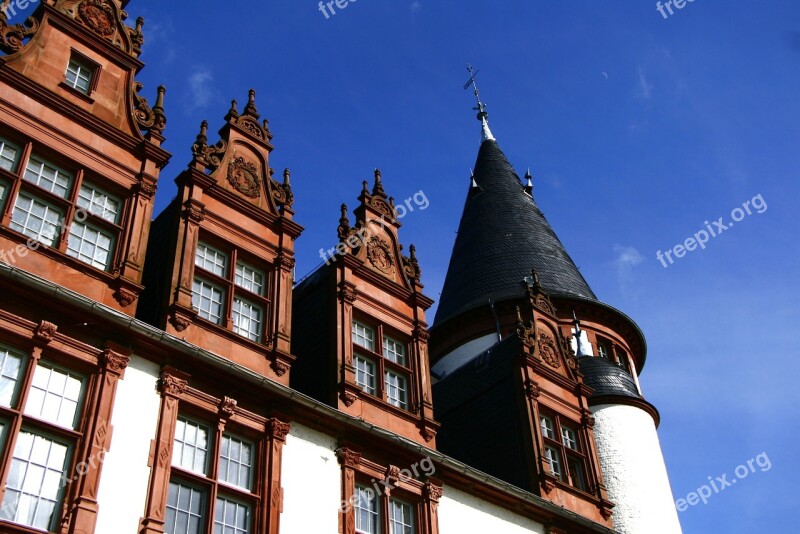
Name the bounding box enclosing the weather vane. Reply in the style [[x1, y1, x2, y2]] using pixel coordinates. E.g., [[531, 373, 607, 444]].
[[464, 64, 487, 116]]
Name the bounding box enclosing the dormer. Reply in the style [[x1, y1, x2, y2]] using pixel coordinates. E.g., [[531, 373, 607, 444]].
[[292, 170, 439, 446], [0, 0, 170, 312], [138, 90, 302, 386]]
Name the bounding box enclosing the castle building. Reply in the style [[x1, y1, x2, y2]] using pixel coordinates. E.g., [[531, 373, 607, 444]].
[[0, 2, 681, 533]]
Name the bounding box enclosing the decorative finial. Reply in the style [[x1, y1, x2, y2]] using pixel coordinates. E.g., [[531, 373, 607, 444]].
[[340, 203, 348, 221], [337, 203, 351, 242], [524, 169, 533, 195], [361, 180, 369, 195], [244, 89, 259, 118], [464, 64, 495, 142], [226, 99, 239, 121], [283, 168, 291, 186], [372, 169, 386, 198], [136, 16, 144, 34], [470, 169, 479, 188], [515, 305, 523, 326], [197, 120, 208, 144]]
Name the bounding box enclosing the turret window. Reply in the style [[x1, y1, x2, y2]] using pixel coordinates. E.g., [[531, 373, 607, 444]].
[[539, 411, 589, 492], [192, 240, 270, 343], [351, 320, 413, 411], [596, 338, 611, 359], [615, 347, 632, 374]]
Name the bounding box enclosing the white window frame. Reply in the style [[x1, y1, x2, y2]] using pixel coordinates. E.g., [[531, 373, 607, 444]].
[[384, 371, 407, 409], [354, 355, 376, 395], [354, 485, 379, 534], [23, 363, 84, 430], [66, 218, 115, 270], [213, 495, 251, 534], [232, 297, 263, 343], [76, 183, 120, 224], [64, 57, 95, 95], [382, 336, 406, 366], [539, 414, 555, 440], [172, 417, 211, 476], [23, 155, 72, 198], [0, 137, 19, 172], [165, 480, 206, 534], [192, 279, 226, 325], [352, 321, 375, 351], [218, 433, 253, 492], [195, 242, 228, 277], [10, 192, 64, 247]]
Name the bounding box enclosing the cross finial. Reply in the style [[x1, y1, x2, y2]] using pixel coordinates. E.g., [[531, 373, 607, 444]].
[[464, 64, 495, 142]]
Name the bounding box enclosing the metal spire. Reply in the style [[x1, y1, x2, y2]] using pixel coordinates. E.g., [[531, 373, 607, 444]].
[[464, 64, 495, 142]]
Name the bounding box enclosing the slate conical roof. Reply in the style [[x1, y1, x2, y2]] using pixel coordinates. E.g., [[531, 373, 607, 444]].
[[433, 137, 596, 327]]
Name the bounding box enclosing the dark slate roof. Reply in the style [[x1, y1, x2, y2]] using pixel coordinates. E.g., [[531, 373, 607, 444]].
[[433, 139, 596, 327], [432, 336, 531, 491], [578, 356, 641, 399]]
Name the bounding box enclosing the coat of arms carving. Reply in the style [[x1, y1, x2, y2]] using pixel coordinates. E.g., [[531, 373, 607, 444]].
[[227, 156, 261, 199]]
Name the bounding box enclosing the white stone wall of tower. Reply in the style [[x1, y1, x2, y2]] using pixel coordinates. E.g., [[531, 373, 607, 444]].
[[95, 355, 162, 532], [591, 404, 683, 534]]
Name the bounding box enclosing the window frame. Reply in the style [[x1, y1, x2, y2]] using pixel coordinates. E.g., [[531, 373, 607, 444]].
[[191, 238, 272, 345], [539, 411, 590, 493], [164, 412, 262, 534], [62, 51, 101, 97], [0, 134, 127, 273], [351, 319, 414, 411]]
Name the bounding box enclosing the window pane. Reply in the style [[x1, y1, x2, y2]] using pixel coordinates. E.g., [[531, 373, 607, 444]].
[[165, 481, 204, 534], [10, 193, 64, 246], [352, 322, 374, 351], [354, 486, 379, 534], [389, 499, 414, 534], [0, 347, 24, 408], [0, 138, 18, 171], [24, 364, 83, 429], [66, 219, 114, 270], [213, 497, 250, 534], [568, 457, 588, 491], [384, 371, 407, 409], [23, 156, 72, 198], [65, 60, 93, 94], [76, 183, 120, 223], [383, 336, 406, 366], [219, 435, 252, 491], [195, 242, 227, 277], [561, 426, 579, 451], [539, 415, 555, 440], [0, 181, 6, 206], [354, 356, 376, 395], [235, 262, 264, 295], [0, 431, 69, 531], [544, 446, 562, 480], [172, 417, 209, 476], [192, 279, 225, 325], [232, 298, 263, 342]]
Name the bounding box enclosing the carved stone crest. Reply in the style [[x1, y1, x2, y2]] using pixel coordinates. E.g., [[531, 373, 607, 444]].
[[78, 0, 116, 36], [538, 332, 561, 369], [366, 237, 395, 275], [227, 156, 261, 198]]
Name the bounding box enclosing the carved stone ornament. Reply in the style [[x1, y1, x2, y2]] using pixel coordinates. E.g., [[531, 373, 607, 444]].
[[219, 396, 238, 419], [271, 168, 294, 209], [34, 321, 58, 343], [191, 121, 228, 170], [425, 482, 443, 502], [538, 332, 561, 370], [366, 237, 395, 275], [369, 196, 394, 220], [341, 389, 358, 407], [0, 12, 39, 54], [541, 478, 556, 495], [227, 156, 261, 199], [582, 410, 596, 429], [336, 447, 363, 469], [77, 0, 116, 36], [159, 370, 188, 396], [268, 419, 291, 441], [113, 286, 138, 308], [401, 244, 422, 285], [524, 378, 541, 399], [101, 350, 130, 374], [271, 359, 289, 377], [421, 427, 437, 443]]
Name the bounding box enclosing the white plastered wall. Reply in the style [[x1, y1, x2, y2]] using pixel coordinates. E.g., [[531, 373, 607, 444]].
[[280, 423, 341, 533], [95, 355, 162, 532], [438, 486, 545, 534]]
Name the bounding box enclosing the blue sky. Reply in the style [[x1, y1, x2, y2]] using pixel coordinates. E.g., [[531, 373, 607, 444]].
[[12, 0, 800, 531]]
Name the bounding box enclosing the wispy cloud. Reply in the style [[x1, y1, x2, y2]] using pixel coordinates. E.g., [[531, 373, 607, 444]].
[[186, 67, 215, 111], [410, 1, 422, 13], [635, 67, 653, 100], [612, 244, 644, 297]]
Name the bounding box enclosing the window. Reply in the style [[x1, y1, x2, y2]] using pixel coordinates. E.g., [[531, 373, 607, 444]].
[[351, 321, 413, 410], [354, 485, 416, 534], [192, 240, 270, 344], [615, 346, 632, 374], [1, 141, 125, 271], [167, 414, 258, 534], [354, 355, 376, 395], [539, 411, 589, 492], [64, 56, 96, 95], [0, 349, 87, 532], [0, 137, 19, 172], [596, 338, 611, 359]]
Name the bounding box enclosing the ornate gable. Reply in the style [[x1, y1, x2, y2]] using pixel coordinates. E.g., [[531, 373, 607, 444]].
[[55, 0, 144, 57], [189, 90, 293, 218], [336, 170, 422, 291]]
